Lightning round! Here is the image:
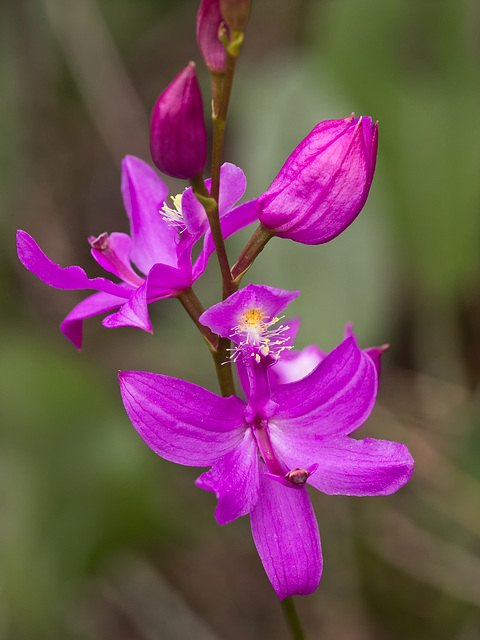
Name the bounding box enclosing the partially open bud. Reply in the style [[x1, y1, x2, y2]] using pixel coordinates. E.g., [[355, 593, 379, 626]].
[[197, 0, 227, 72], [257, 115, 378, 245], [219, 0, 251, 32], [150, 63, 207, 180]]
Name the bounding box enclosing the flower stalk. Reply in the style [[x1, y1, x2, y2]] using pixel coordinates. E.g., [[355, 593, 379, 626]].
[[177, 288, 218, 350], [281, 597, 306, 640], [231, 224, 274, 282]]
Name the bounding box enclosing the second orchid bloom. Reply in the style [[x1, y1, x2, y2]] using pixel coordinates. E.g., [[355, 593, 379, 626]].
[[119, 284, 414, 599]]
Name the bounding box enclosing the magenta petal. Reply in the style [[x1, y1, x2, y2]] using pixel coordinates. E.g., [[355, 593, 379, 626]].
[[195, 429, 260, 525], [250, 472, 322, 599], [17, 230, 130, 298], [217, 163, 247, 216], [90, 232, 143, 284], [270, 430, 414, 496], [271, 337, 377, 437], [119, 371, 247, 466], [102, 282, 151, 332], [121, 156, 178, 274], [60, 291, 127, 349], [200, 283, 299, 338], [145, 262, 193, 300]]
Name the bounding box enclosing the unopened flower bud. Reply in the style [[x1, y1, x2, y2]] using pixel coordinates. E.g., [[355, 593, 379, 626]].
[[197, 0, 227, 72], [257, 115, 378, 245], [150, 63, 207, 180], [219, 0, 251, 32]]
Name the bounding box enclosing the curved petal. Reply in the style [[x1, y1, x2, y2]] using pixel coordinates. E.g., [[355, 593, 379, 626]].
[[192, 199, 258, 281], [217, 163, 247, 216], [250, 472, 322, 599], [145, 262, 193, 301], [121, 156, 179, 273], [102, 282, 151, 332], [195, 428, 260, 525], [181, 185, 209, 237], [60, 291, 127, 349], [119, 371, 247, 466], [90, 232, 144, 285], [17, 230, 130, 298], [270, 431, 415, 496], [343, 322, 388, 378], [271, 337, 377, 437]]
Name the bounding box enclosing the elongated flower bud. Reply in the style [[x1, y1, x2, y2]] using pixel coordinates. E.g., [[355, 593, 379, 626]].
[[150, 63, 207, 180], [197, 0, 227, 72], [257, 115, 378, 245], [219, 0, 251, 32]]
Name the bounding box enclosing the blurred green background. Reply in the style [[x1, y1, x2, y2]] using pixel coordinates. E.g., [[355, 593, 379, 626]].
[[2, 0, 480, 638]]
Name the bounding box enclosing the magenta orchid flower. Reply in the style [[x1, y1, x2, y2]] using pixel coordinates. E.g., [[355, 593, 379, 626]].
[[119, 284, 414, 599], [17, 157, 257, 348]]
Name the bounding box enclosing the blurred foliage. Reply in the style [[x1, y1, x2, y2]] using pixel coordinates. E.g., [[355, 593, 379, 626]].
[[1, 0, 480, 638]]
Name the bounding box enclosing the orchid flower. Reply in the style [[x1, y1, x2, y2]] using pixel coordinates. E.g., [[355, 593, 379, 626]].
[[119, 284, 414, 599], [17, 157, 256, 348]]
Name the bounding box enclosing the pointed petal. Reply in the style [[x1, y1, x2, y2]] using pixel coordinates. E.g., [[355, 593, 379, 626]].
[[60, 291, 127, 349], [270, 431, 415, 496], [192, 199, 258, 281], [196, 429, 260, 525], [102, 282, 151, 332], [17, 230, 130, 298], [250, 472, 322, 599], [271, 337, 377, 437], [121, 156, 179, 273], [343, 321, 389, 378], [119, 371, 247, 466]]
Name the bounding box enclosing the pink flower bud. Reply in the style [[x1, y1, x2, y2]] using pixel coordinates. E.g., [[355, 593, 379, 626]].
[[197, 0, 227, 72], [150, 63, 207, 180], [257, 115, 378, 245], [219, 0, 251, 32]]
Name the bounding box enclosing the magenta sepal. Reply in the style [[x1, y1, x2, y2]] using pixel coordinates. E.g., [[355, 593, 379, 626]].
[[119, 314, 414, 599], [257, 114, 378, 245]]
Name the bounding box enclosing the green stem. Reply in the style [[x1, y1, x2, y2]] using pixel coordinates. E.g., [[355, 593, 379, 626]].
[[189, 174, 233, 301], [177, 289, 235, 397], [177, 288, 218, 350], [231, 224, 273, 282], [212, 336, 236, 397], [281, 597, 306, 640], [210, 51, 238, 203]]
